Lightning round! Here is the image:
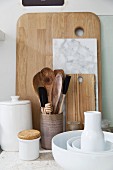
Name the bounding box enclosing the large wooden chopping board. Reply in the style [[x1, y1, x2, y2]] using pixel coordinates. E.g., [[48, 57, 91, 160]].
[[16, 12, 101, 129]]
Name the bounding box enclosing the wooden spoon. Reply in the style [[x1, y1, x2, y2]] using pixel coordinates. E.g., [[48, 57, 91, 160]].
[[33, 71, 44, 103], [40, 67, 55, 103], [33, 67, 55, 102], [54, 69, 64, 78], [52, 73, 63, 114]]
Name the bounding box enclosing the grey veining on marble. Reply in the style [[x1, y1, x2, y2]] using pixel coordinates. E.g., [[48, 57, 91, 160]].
[[53, 38, 98, 109]]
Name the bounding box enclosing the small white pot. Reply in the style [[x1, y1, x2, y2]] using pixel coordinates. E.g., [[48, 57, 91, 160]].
[[0, 96, 33, 151], [18, 137, 40, 161]]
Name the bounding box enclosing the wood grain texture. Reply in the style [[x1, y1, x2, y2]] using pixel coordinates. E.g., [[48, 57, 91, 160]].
[[66, 74, 96, 130], [16, 12, 101, 129]]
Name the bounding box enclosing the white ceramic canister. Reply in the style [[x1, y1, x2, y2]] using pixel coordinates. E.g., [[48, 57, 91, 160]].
[[81, 111, 105, 152], [0, 96, 33, 151], [18, 130, 40, 161]]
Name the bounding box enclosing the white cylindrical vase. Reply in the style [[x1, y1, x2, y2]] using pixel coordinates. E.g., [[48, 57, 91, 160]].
[[81, 111, 105, 152]]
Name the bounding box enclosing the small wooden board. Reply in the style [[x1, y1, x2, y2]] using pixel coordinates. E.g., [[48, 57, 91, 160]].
[[66, 74, 96, 130]]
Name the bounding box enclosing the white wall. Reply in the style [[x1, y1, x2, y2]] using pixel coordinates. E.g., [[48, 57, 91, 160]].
[[0, 0, 113, 123]]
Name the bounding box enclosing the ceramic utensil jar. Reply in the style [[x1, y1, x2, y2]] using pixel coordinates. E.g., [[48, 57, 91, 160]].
[[0, 96, 33, 151]]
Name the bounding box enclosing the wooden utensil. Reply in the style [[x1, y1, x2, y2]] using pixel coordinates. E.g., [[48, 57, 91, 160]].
[[52, 73, 63, 114], [54, 69, 64, 78], [45, 103, 53, 114], [38, 87, 53, 114], [40, 67, 55, 103], [38, 87, 48, 114], [33, 72, 43, 96], [38, 87, 48, 107], [58, 75, 71, 114]]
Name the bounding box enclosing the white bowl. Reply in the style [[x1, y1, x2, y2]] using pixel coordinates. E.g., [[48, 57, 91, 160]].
[[72, 137, 81, 150], [67, 136, 80, 151], [71, 138, 113, 153], [52, 130, 113, 170]]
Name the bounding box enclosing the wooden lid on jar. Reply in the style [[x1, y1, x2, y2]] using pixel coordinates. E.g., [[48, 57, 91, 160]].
[[18, 129, 40, 140]]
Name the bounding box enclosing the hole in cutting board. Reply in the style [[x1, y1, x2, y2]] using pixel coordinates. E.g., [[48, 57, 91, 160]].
[[75, 27, 84, 37], [78, 76, 83, 83]]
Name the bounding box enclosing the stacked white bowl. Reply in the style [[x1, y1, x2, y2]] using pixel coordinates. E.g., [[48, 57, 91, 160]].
[[67, 135, 113, 153], [52, 130, 113, 170]]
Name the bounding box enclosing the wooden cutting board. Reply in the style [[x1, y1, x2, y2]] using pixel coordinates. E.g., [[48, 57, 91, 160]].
[[16, 12, 101, 130], [66, 74, 96, 130]]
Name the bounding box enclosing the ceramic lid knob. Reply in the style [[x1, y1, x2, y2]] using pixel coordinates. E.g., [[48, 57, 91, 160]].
[[11, 96, 20, 102]]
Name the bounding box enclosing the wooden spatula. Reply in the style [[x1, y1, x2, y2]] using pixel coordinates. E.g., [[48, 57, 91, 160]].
[[52, 73, 63, 114]]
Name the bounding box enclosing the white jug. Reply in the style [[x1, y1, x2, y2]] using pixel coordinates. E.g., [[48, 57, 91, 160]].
[[81, 111, 105, 152], [0, 96, 33, 151]]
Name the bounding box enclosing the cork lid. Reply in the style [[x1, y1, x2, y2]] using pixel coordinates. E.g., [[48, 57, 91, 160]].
[[18, 129, 40, 140]]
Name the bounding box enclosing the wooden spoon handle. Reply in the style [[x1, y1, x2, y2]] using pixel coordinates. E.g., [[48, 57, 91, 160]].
[[58, 95, 65, 114], [52, 73, 63, 114]]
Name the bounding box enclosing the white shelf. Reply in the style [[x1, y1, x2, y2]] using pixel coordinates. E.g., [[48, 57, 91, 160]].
[[0, 30, 5, 41]]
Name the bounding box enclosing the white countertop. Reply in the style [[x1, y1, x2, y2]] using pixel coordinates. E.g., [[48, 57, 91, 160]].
[[0, 150, 63, 170]]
